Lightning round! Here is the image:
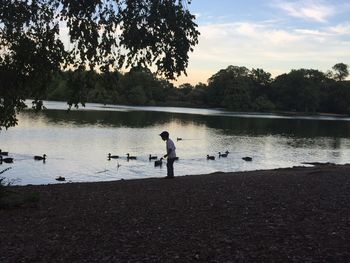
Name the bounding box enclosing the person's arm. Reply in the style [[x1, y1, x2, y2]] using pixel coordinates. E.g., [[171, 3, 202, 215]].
[[164, 148, 173, 158]]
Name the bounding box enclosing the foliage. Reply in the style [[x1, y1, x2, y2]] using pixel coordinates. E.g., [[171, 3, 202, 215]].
[[271, 69, 326, 112], [188, 83, 208, 106], [207, 66, 248, 107], [120, 68, 160, 105], [252, 96, 275, 112], [44, 63, 350, 115], [320, 81, 350, 114], [0, 0, 200, 129], [332, 63, 349, 81], [207, 66, 272, 110]]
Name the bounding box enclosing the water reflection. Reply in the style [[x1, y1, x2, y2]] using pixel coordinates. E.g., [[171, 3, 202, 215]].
[[20, 109, 350, 138]]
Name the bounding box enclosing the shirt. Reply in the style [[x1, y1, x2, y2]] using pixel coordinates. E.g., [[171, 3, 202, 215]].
[[166, 138, 176, 159]]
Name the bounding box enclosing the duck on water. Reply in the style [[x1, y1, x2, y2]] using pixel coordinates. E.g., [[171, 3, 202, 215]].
[[0, 149, 9, 156], [0, 155, 14, 164], [149, 154, 157, 160], [34, 154, 46, 161], [154, 158, 163, 167], [108, 153, 119, 160], [126, 153, 137, 160], [207, 155, 215, 160], [218, 151, 229, 158]]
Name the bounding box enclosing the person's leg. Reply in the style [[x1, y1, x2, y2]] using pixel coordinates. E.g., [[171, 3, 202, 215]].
[[166, 158, 175, 178]]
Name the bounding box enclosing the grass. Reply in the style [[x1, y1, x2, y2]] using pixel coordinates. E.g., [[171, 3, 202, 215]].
[[0, 176, 10, 198], [0, 173, 40, 209]]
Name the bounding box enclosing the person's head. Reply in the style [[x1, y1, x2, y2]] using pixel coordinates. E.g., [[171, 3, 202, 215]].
[[159, 131, 169, 141]]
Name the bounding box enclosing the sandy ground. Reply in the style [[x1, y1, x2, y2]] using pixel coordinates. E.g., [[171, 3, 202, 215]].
[[1, 164, 350, 262]]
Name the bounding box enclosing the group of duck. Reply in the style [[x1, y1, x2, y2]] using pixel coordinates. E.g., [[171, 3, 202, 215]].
[[0, 149, 47, 165], [178, 137, 252, 161], [1, 148, 252, 182], [108, 153, 179, 167], [208, 151, 253, 162], [0, 150, 65, 181], [108, 150, 253, 167]]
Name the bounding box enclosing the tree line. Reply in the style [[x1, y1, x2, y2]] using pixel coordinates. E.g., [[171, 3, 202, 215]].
[[45, 63, 350, 115]]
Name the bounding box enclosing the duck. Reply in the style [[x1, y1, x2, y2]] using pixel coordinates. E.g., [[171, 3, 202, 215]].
[[176, 137, 183, 141], [108, 153, 119, 160], [126, 153, 137, 160], [242, 157, 253, 162], [154, 158, 163, 167], [218, 152, 228, 158], [0, 155, 13, 164], [207, 155, 215, 160], [55, 176, 65, 181], [149, 154, 158, 160], [0, 149, 9, 156], [34, 154, 46, 161]]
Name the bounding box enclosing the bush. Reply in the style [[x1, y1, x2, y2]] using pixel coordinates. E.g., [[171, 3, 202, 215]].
[[0, 175, 11, 201], [0, 174, 40, 209]]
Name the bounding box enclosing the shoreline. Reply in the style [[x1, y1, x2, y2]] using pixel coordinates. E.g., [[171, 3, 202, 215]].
[[4, 162, 345, 187], [25, 100, 350, 119], [1, 164, 350, 262]]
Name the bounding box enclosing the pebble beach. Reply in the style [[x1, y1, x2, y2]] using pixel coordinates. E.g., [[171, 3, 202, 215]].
[[1, 164, 350, 262]]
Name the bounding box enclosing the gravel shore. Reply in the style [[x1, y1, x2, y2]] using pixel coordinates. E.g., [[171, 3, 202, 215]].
[[1, 164, 350, 262]]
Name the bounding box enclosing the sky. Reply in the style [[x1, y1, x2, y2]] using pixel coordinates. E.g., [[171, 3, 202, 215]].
[[175, 0, 350, 85]]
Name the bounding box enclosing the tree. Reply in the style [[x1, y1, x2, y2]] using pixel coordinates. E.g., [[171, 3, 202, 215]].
[[332, 63, 349, 81], [250, 68, 272, 87], [223, 78, 253, 110], [320, 81, 350, 114], [0, 0, 199, 129], [271, 69, 329, 112], [178, 83, 193, 96], [118, 66, 172, 105], [248, 68, 274, 111], [207, 66, 253, 108], [188, 82, 208, 105]]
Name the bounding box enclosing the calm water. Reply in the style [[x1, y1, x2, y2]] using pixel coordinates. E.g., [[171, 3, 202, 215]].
[[1, 101, 350, 185]]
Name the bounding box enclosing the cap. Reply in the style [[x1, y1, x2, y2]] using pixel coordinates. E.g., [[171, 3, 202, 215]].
[[159, 131, 169, 138]]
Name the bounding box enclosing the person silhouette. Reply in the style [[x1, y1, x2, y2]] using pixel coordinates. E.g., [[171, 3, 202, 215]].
[[159, 131, 176, 179]]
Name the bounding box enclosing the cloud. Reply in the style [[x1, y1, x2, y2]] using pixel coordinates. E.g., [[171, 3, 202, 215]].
[[328, 22, 350, 35], [176, 20, 350, 85], [191, 22, 305, 62], [274, 0, 336, 22]]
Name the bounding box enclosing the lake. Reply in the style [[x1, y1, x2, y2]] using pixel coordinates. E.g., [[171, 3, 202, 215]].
[[1, 101, 350, 185]]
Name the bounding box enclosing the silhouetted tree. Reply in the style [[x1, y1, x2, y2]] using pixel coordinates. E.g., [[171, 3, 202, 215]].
[[0, 0, 199, 129], [332, 63, 349, 81], [271, 69, 330, 112], [188, 82, 208, 105], [207, 66, 250, 107]]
